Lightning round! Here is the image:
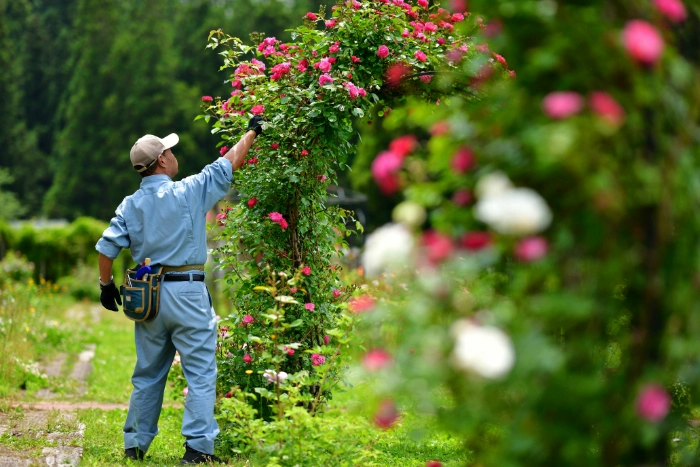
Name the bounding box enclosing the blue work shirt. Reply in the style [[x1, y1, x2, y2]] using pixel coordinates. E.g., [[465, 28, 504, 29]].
[[96, 157, 233, 266]]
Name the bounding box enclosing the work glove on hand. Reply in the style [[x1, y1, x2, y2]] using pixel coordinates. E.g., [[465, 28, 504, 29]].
[[247, 116, 264, 136], [100, 281, 122, 312]]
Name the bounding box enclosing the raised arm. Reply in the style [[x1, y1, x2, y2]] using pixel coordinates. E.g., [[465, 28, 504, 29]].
[[224, 116, 263, 170]]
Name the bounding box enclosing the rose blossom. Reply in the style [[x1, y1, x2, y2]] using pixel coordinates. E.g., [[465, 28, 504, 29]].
[[377, 45, 390, 58], [215, 213, 226, 226], [219, 146, 228, 156], [301, 149, 309, 156], [319, 58, 332, 72], [451, 320, 515, 379], [362, 349, 392, 371], [283, 346, 295, 355], [622, 20, 664, 66], [373, 399, 399, 429], [389, 135, 417, 157], [451, 147, 476, 174], [329, 42, 340, 53], [460, 231, 492, 251], [263, 369, 288, 385], [183, 387, 189, 397], [475, 171, 513, 198], [393, 200, 426, 228], [493, 53, 508, 68], [201, 96, 213, 102], [636, 384, 671, 423], [311, 353, 326, 366], [542, 92, 584, 119], [361, 223, 414, 276], [301, 266, 311, 275], [653, 0, 686, 23], [243, 354, 252, 364], [242, 314, 254, 324], [418, 0, 428, 6], [371, 151, 404, 195], [515, 236, 549, 261], [333, 289, 341, 298], [319, 73, 334, 86], [246, 197, 257, 208], [414, 50, 427, 62], [305, 303, 315, 311], [305, 12, 317, 20], [323, 335, 330, 345], [348, 295, 376, 313], [250, 104, 264, 115], [419, 75, 432, 83], [589, 91, 626, 126], [422, 230, 454, 264], [325, 19, 336, 28], [475, 186, 552, 236]]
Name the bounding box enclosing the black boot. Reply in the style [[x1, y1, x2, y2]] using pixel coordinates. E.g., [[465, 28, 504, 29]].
[[124, 447, 145, 460], [180, 444, 222, 464]]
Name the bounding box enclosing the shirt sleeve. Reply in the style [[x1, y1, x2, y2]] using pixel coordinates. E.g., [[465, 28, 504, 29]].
[[181, 157, 233, 213], [95, 202, 131, 259]]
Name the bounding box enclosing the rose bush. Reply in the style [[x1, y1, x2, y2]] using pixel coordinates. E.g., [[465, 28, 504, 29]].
[[199, 0, 505, 424]]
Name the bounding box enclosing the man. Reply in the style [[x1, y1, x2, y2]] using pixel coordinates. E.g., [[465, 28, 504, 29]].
[[96, 116, 262, 464]]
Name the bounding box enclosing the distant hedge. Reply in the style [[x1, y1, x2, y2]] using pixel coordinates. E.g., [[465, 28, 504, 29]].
[[0, 217, 129, 283]]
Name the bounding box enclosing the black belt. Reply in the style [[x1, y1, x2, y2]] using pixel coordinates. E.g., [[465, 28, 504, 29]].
[[163, 273, 205, 282]]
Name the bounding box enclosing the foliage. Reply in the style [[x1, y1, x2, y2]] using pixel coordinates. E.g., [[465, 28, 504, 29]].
[[204, 0, 499, 418], [349, 0, 700, 465], [56, 262, 101, 301], [0, 251, 34, 286]]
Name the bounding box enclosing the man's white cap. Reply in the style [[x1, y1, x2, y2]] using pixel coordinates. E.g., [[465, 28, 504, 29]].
[[130, 133, 179, 172]]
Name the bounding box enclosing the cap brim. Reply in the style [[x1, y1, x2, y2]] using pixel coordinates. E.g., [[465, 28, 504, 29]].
[[160, 133, 179, 150]]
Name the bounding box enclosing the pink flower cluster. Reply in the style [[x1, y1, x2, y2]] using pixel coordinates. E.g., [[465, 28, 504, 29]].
[[311, 353, 326, 366], [257, 37, 279, 57], [543, 91, 625, 125], [201, 96, 213, 102], [305, 303, 315, 311], [242, 314, 254, 325], [268, 212, 289, 230], [301, 266, 311, 276], [371, 135, 418, 195], [270, 62, 292, 81], [363, 349, 392, 371], [251, 105, 264, 115], [344, 82, 367, 100], [319, 73, 334, 86]]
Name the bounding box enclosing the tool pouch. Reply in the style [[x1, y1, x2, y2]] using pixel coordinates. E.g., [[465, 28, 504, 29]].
[[120, 266, 162, 322]]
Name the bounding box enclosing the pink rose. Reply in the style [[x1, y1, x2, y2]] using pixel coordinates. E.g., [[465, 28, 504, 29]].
[[515, 237, 549, 262], [323, 335, 330, 345], [351, 55, 361, 63], [389, 135, 417, 157], [451, 147, 475, 174], [422, 230, 454, 264], [418, 0, 428, 6], [542, 91, 584, 119], [201, 96, 213, 102], [231, 80, 242, 89], [460, 231, 491, 251], [319, 73, 334, 86], [325, 19, 337, 28], [305, 303, 315, 311], [305, 12, 317, 20], [636, 384, 671, 423], [371, 151, 403, 195], [622, 20, 664, 66], [319, 58, 332, 72], [271, 142, 279, 149], [301, 149, 309, 156], [329, 42, 340, 53], [301, 266, 311, 276], [311, 353, 326, 366], [333, 289, 341, 298], [243, 354, 252, 364], [348, 295, 375, 313], [242, 314, 254, 324], [362, 349, 392, 371], [251, 105, 264, 115], [247, 198, 257, 208], [653, 0, 687, 23], [414, 50, 427, 62], [451, 189, 472, 207], [451, 13, 464, 22], [215, 213, 226, 227], [589, 92, 626, 126], [493, 53, 508, 68], [374, 399, 399, 429], [183, 387, 189, 397], [419, 75, 432, 83], [219, 146, 228, 156], [377, 45, 390, 58], [283, 346, 295, 355]]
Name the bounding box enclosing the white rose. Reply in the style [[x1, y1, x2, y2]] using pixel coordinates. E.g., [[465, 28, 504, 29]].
[[450, 320, 515, 379], [474, 171, 513, 199], [361, 223, 414, 277], [474, 187, 552, 235], [392, 201, 427, 228]]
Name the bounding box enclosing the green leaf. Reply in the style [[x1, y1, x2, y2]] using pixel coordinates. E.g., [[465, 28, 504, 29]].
[[289, 319, 304, 328], [352, 108, 364, 118], [276, 296, 299, 304]]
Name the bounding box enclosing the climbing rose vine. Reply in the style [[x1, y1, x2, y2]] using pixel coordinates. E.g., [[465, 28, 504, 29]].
[[199, 0, 508, 421]]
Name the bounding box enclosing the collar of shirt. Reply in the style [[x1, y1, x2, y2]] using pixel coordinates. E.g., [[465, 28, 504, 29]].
[[140, 174, 172, 189]]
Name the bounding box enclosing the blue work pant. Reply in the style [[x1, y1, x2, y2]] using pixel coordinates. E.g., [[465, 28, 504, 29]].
[[123, 273, 219, 455]]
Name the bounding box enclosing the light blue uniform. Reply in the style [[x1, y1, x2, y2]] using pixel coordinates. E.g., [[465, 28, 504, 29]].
[[96, 157, 233, 455]]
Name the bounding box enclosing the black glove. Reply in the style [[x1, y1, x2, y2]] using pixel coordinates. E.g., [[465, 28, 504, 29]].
[[100, 281, 122, 312], [247, 116, 264, 136]]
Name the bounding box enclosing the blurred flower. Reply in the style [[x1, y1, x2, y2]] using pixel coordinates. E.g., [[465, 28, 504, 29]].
[[216, 213, 226, 226], [325, 19, 336, 28], [361, 223, 414, 276], [622, 20, 664, 66], [636, 384, 671, 423], [183, 387, 188, 397], [268, 212, 289, 230], [426, 462, 442, 467], [385, 62, 411, 87], [333, 289, 341, 298], [460, 231, 492, 251], [418, 0, 428, 7], [271, 142, 279, 149], [589, 92, 626, 126], [542, 92, 584, 119], [451, 147, 476, 174], [451, 320, 515, 379], [451, 189, 472, 207], [319, 58, 332, 73], [319, 73, 334, 86], [430, 120, 450, 136], [422, 230, 455, 264], [515, 236, 549, 262], [348, 295, 376, 313], [493, 53, 508, 68], [377, 45, 390, 58], [474, 171, 512, 198], [283, 346, 295, 355], [372, 150, 405, 195], [305, 12, 317, 20], [311, 353, 326, 366], [243, 354, 252, 364], [654, 0, 686, 23], [475, 184, 552, 236], [290, 287, 298, 293], [393, 201, 427, 228], [389, 135, 418, 157], [201, 96, 213, 102], [242, 314, 254, 324], [414, 50, 427, 62], [301, 149, 309, 156], [305, 303, 315, 311], [251, 105, 264, 115], [373, 399, 399, 429], [363, 349, 392, 371], [323, 335, 330, 345], [247, 198, 257, 208], [419, 75, 432, 83], [302, 266, 311, 275], [263, 369, 288, 385]]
